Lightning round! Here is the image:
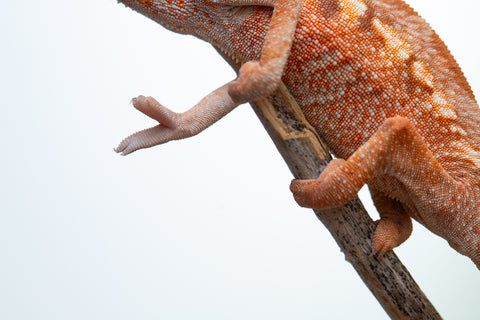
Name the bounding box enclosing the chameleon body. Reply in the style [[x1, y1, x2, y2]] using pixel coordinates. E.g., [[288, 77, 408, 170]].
[[115, 0, 480, 268]]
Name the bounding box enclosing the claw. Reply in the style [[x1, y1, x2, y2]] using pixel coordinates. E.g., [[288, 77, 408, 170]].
[[114, 140, 128, 154]]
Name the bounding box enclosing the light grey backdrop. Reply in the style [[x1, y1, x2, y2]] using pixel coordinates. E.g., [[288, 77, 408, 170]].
[[1, 0, 479, 319]]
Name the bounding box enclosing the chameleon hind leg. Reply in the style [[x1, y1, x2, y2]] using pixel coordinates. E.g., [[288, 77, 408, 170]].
[[290, 116, 461, 253]]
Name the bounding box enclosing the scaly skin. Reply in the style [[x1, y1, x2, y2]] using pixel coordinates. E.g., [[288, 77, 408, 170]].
[[114, 0, 480, 269]]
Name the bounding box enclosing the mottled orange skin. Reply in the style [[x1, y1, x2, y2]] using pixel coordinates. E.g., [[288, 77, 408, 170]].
[[286, 0, 480, 266], [116, 0, 480, 268]]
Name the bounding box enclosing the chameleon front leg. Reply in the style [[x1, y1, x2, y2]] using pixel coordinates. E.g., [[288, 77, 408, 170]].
[[217, 0, 303, 103], [290, 116, 463, 254], [116, 0, 301, 154]]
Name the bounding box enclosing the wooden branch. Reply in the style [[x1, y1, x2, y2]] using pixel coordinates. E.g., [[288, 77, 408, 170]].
[[217, 49, 443, 320]]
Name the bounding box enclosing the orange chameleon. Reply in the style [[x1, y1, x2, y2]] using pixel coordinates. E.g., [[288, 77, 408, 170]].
[[114, 0, 480, 269]]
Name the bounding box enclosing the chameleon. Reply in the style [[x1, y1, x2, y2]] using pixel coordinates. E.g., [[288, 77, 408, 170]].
[[114, 0, 480, 269]]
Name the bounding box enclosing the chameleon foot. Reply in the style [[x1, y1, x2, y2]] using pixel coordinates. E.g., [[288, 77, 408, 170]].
[[115, 96, 187, 155]]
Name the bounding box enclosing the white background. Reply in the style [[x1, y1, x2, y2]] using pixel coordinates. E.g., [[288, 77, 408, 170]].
[[1, 0, 479, 319]]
